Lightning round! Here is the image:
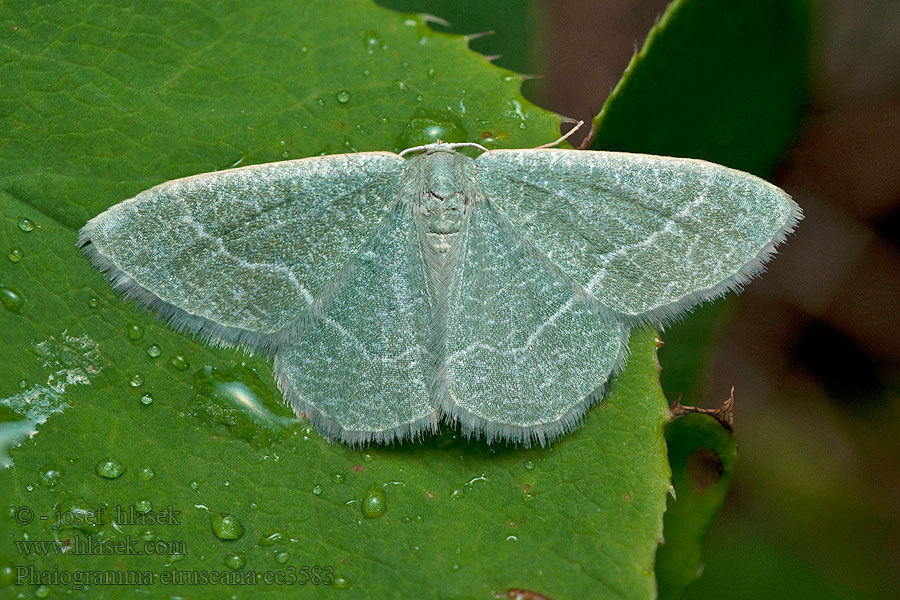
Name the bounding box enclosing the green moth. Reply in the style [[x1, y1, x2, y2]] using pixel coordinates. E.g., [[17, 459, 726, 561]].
[[78, 142, 800, 446]]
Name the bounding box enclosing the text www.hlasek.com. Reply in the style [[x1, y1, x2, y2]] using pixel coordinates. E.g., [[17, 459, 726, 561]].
[[15, 536, 186, 557]]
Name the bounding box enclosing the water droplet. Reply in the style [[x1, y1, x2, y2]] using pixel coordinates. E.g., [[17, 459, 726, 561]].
[[189, 479, 201, 491], [95, 457, 125, 479], [273, 549, 289, 564], [38, 463, 63, 487], [331, 574, 351, 590], [140, 528, 156, 542], [362, 68, 371, 77], [396, 107, 468, 150], [210, 512, 245, 540], [129, 373, 144, 388], [88, 296, 100, 308], [523, 492, 535, 502], [312, 484, 323, 496], [330, 472, 345, 484], [258, 530, 285, 546], [53, 494, 102, 534], [450, 563, 460, 572], [140, 393, 153, 405], [190, 363, 294, 447], [0, 284, 25, 314], [126, 322, 145, 341], [394, 80, 409, 94], [361, 485, 387, 519], [34, 584, 50, 598], [449, 489, 465, 500], [169, 353, 189, 371], [519, 122, 528, 130], [336, 90, 351, 104], [7, 247, 23, 262], [524, 460, 534, 470], [147, 344, 161, 358], [0, 565, 12, 586], [316, 98, 325, 106], [362, 453, 374, 463], [169, 551, 185, 562], [363, 30, 384, 53], [137, 466, 156, 481], [249, 501, 259, 511], [506, 535, 518, 542], [415, 94, 423, 102], [225, 552, 246, 570], [17, 217, 35, 232], [426, 67, 436, 78], [135, 499, 152, 514]]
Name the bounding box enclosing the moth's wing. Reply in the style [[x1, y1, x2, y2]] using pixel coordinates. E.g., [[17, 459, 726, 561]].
[[274, 200, 438, 445], [475, 149, 801, 326], [443, 197, 629, 446], [78, 153, 405, 353]]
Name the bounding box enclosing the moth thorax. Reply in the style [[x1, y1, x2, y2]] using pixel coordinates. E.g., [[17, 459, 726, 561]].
[[418, 188, 467, 254]]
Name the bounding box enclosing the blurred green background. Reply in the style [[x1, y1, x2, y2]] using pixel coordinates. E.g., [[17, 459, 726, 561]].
[[378, 1, 900, 598]]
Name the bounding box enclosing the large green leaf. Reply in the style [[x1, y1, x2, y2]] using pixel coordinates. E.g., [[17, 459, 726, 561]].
[[0, 1, 671, 598]]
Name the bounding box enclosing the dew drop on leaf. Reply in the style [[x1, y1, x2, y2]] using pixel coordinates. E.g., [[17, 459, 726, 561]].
[[273, 550, 289, 564], [17, 217, 34, 232], [336, 90, 351, 104], [95, 457, 125, 479], [129, 373, 144, 388], [140, 393, 153, 405], [258, 530, 285, 546], [135, 499, 152, 514], [147, 344, 161, 358], [126, 322, 144, 341], [524, 460, 534, 470], [331, 472, 345, 484], [38, 464, 63, 487], [7, 247, 23, 263], [312, 484, 323, 496], [88, 296, 100, 309], [225, 552, 246, 570], [210, 512, 245, 540], [0, 284, 25, 314], [361, 484, 387, 519], [331, 575, 351, 590], [137, 466, 155, 482], [169, 354, 190, 371]]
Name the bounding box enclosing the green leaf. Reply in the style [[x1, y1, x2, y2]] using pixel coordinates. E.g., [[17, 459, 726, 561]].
[[0, 1, 670, 598], [655, 413, 738, 599], [593, 0, 811, 176]]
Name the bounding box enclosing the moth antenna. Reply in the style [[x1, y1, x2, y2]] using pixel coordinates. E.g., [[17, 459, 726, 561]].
[[535, 120, 585, 149]]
